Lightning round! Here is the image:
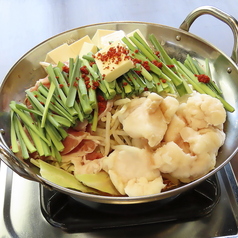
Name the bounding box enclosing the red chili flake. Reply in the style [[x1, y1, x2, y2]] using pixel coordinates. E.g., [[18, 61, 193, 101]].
[[92, 81, 100, 89], [154, 51, 160, 57], [122, 82, 128, 86], [56, 76, 59, 79], [73, 82, 78, 88], [161, 79, 167, 83], [167, 64, 174, 68], [157, 82, 160, 85], [76, 77, 80, 81], [134, 49, 139, 53], [84, 76, 90, 81], [40, 101, 45, 105], [135, 70, 142, 75], [115, 58, 121, 64], [152, 60, 163, 68], [98, 101, 107, 114], [142, 61, 151, 71], [97, 94, 105, 102], [144, 87, 149, 91], [34, 95, 38, 97], [59, 84, 64, 88], [62, 65, 69, 73], [132, 58, 142, 65], [195, 74, 210, 83], [80, 65, 89, 75], [124, 55, 131, 60], [90, 61, 96, 67]]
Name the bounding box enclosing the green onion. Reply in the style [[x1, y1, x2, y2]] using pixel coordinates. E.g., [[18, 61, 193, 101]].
[[121, 36, 137, 51], [10, 101, 49, 145], [13, 114, 29, 159], [44, 121, 64, 152], [149, 34, 173, 65], [129, 36, 156, 61], [91, 104, 99, 132], [10, 111, 19, 153], [15, 118, 37, 154], [41, 81, 56, 128], [26, 90, 60, 129], [66, 56, 81, 107], [47, 65, 67, 105], [26, 125, 45, 157], [15, 103, 42, 117], [82, 59, 99, 80]]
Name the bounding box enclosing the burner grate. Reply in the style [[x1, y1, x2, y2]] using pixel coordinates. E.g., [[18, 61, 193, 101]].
[[40, 175, 220, 233]]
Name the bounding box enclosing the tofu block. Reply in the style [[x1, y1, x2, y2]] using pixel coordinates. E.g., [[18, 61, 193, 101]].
[[79, 42, 98, 58], [100, 30, 125, 48], [45, 43, 77, 64], [126, 29, 149, 46], [92, 29, 116, 49], [94, 41, 134, 82], [69, 35, 93, 55]]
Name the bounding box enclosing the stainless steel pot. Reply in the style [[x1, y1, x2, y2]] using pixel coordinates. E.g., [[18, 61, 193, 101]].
[[1, 6, 238, 205]]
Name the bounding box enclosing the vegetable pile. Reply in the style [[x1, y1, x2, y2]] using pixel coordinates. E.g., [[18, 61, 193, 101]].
[[9, 29, 234, 196]]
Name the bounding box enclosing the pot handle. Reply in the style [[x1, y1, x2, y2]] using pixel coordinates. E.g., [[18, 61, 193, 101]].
[[0, 129, 50, 187], [179, 6, 238, 64]]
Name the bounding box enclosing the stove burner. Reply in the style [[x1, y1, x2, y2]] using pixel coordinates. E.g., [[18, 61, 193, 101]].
[[40, 175, 220, 233]]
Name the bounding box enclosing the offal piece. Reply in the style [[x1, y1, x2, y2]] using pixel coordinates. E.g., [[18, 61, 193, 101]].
[[117, 93, 179, 147], [102, 145, 165, 196], [177, 93, 226, 130]]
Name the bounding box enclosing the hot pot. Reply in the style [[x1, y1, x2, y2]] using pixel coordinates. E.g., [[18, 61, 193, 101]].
[[0, 6, 238, 206]]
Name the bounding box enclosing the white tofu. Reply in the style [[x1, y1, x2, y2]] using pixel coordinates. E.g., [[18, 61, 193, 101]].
[[94, 41, 134, 82], [92, 29, 115, 49], [126, 29, 149, 46], [100, 30, 125, 48], [45, 43, 77, 64], [69, 35, 93, 55], [79, 42, 98, 58]]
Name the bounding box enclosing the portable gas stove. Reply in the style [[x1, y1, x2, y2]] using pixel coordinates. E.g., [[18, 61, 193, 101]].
[[0, 160, 237, 237], [0, 1, 238, 237]]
